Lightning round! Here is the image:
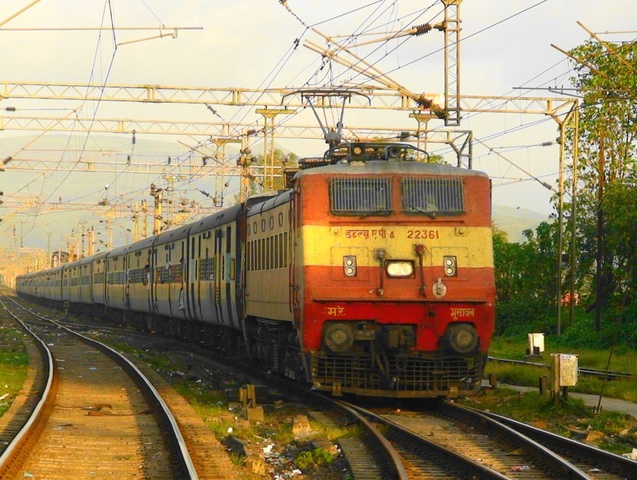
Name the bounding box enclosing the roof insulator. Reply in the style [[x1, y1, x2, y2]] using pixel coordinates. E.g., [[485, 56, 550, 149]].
[[412, 23, 433, 36]]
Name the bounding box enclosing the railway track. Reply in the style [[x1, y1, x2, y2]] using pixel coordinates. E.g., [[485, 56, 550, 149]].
[[346, 401, 587, 479], [5, 290, 637, 479], [0, 293, 198, 479], [342, 400, 637, 479], [470, 405, 637, 479]]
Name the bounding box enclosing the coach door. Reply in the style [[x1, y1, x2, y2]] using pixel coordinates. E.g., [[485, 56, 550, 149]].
[[186, 235, 197, 321], [178, 240, 187, 318], [214, 229, 223, 324], [150, 247, 158, 314]]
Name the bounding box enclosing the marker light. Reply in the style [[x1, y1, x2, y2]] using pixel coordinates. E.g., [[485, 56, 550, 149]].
[[443, 255, 457, 277], [343, 255, 357, 277]]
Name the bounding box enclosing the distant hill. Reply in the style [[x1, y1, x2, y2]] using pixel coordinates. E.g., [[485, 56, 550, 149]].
[[492, 205, 551, 243]]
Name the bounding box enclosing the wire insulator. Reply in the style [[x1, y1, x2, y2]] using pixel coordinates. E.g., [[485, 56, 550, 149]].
[[412, 23, 433, 36]]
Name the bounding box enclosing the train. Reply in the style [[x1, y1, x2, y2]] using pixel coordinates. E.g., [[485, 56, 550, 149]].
[[16, 141, 495, 399]]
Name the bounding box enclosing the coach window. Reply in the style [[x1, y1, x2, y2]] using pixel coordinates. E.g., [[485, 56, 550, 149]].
[[271, 236, 275, 269], [270, 236, 275, 269], [261, 219, 266, 232], [269, 236, 274, 269], [254, 240, 258, 270], [259, 241, 263, 270], [269, 216, 274, 229], [265, 237, 270, 270], [278, 212, 283, 227], [261, 238, 266, 270], [256, 239, 261, 270], [229, 258, 236, 280]]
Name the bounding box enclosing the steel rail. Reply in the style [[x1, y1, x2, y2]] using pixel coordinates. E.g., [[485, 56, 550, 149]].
[[335, 401, 409, 479], [0, 293, 199, 479], [0, 298, 54, 478], [443, 401, 591, 480], [468, 405, 637, 478], [343, 401, 512, 479]]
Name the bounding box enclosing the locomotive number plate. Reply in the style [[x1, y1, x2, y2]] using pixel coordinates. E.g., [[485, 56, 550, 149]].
[[407, 229, 440, 239]]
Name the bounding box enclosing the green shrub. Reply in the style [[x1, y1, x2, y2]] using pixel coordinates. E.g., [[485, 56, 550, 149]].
[[296, 448, 334, 471], [495, 299, 554, 336]]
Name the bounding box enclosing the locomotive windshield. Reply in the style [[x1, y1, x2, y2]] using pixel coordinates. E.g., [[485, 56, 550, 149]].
[[329, 177, 392, 216], [329, 176, 465, 217], [402, 177, 465, 216]]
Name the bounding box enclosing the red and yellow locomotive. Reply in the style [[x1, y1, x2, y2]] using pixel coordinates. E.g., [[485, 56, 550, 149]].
[[245, 142, 494, 398]]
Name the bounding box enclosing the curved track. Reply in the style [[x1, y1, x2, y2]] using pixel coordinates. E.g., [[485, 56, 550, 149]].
[[467, 404, 637, 479], [350, 399, 637, 480], [0, 293, 198, 480], [345, 401, 574, 479], [6, 290, 637, 479]]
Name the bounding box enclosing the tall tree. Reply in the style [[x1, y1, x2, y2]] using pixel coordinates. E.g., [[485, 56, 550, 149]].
[[565, 39, 637, 329], [493, 222, 560, 334]]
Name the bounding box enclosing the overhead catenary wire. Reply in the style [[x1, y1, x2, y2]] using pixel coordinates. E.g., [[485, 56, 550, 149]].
[[36, 2, 556, 231], [23, 0, 120, 242], [5, 1, 631, 250]]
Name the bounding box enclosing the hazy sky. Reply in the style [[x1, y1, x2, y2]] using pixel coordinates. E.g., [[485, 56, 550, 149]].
[[0, 1, 635, 250]]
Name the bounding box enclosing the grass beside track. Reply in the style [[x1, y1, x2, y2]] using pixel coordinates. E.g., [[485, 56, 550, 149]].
[[0, 324, 29, 417], [486, 336, 637, 402]]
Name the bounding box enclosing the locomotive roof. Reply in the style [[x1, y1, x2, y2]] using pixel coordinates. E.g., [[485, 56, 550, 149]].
[[288, 141, 488, 178], [293, 142, 489, 180], [296, 159, 489, 178]]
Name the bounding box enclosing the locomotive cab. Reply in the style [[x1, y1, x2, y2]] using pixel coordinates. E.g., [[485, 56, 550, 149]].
[[290, 142, 495, 398]]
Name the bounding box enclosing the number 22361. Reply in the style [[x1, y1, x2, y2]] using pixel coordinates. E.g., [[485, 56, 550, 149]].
[[407, 229, 439, 239]]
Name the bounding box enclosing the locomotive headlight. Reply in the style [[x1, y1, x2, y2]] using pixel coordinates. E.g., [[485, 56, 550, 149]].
[[446, 323, 478, 354], [443, 255, 457, 277], [343, 256, 357, 277], [324, 323, 354, 353], [386, 261, 414, 278]]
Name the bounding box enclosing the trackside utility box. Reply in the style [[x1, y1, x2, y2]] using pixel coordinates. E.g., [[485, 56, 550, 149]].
[[551, 353, 578, 388], [528, 333, 545, 355]]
